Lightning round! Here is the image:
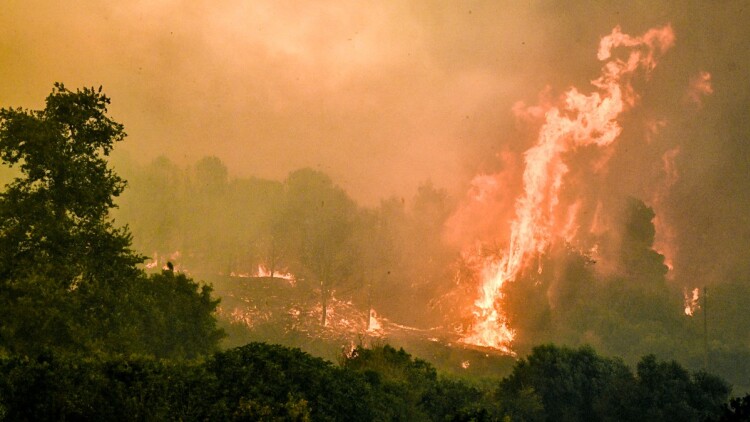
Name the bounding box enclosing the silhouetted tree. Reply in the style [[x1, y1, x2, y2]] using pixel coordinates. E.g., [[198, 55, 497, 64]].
[[0, 84, 224, 357], [714, 394, 750, 422], [497, 344, 730, 422], [0, 83, 142, 354], [281, 169, 357, 326]]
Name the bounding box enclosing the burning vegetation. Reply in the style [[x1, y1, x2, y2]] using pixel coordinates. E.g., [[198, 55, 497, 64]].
[[462, 25, 677, 350], [2, 1, 750, 418], [104, 22, 750, 393]]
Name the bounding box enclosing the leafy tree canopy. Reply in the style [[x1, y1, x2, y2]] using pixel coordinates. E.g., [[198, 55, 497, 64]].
[[0, 83, 141, 285], [0, 84, 222, 358]]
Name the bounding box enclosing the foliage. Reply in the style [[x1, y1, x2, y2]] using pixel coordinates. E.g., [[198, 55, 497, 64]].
[[635, 355, 730, 421], [713, 394, 750, 422], [0, 83, 141, 283], [0, 352, 216, 421], [499, 344, 635, 421], [499, 344, 730, 422], [0, 84, 223, 358], [210, 342, 375, 421], [110, 269, 225, 359], [343, 344, 500, 421], [0, 341, 737, 421], [0, 343, 373, 421], [279, 168, 359, 325]]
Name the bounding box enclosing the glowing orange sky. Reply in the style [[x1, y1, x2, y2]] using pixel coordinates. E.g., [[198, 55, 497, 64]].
[[0, 1, 544, 204], [0, 1, 746, 212]]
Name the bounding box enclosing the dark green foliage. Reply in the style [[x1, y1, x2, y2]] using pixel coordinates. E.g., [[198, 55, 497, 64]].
[[343, 344, 499, 421], [713, 394, 750, 422], [0, 342, 737, 421], [499, 344, 635, 421], [0, 353, 215, 421], [635, 355, 730, 421], [0, 84, 223, 358], [209, 343, 375, 421], [0, 343, 372, 421], [0, 83, 140, 284], [108, 270, 225, 359], [498, 344, 730, 422], [0, 84, 141, 355]]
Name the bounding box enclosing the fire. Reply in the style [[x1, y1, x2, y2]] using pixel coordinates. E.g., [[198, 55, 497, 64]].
[[145, 252, 159, 269], [144, 251, 184, 272], [652, 147, 681, 277], [684, 287, 700, 316], [462, 25, 675, 352], [367, 309, 383, 332], [230, 264, 297, 285], [254, 264, 297, 285], [685, 71, 713, 107]]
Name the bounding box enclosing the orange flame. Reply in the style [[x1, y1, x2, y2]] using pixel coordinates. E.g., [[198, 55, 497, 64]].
[[685, 71, 713, 107], [230, 264, 297, 285], [684, 287, 700, 316], [652, 147, 681, 277], [254, 264, 297, 285], [462, 25, 675, 352], [145, 251, 159, 269], [367, 309, 383, 332]]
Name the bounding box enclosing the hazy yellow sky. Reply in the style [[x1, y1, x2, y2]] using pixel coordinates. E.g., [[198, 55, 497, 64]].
[[0, 1, 747, 208]]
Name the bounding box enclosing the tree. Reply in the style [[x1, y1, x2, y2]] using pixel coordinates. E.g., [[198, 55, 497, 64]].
[[0, 84, 223, 357], [351, 208, 396, 330], [281, 169, 358, 326], [116, 269, 225, 359], [0, 83, 142, 281], [634, 355, 730, 421], [497, 344, 731, 422], [498, 344, 636, 422], [0, 83, 143, 354], [715, 394, 750, 422]]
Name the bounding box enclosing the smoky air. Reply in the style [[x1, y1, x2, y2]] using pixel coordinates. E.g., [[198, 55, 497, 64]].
[[1, 1, 749, 419]]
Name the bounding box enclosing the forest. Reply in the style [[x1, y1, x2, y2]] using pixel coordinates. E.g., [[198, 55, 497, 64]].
[[110, 109, 750, 394], [1, 85, 749, 421]]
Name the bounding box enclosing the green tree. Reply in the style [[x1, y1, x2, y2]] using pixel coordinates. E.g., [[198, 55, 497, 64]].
[[0, 84, 223, 358], [635, 354, 730, 421], [0, 83, 142, 354], [498, 344, 730, 422], [0, 83, 142, 282], [281, 169, 358, 326], [498, 344, 637, 422], [117, 269, 225, 359]]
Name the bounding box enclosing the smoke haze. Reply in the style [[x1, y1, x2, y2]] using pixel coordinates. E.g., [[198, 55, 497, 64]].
[[0, 2, 735, 203], [2, 0, 750, 388]]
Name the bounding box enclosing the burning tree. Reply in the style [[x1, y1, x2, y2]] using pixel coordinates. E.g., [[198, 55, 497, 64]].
[[462, 25, 677, 352]]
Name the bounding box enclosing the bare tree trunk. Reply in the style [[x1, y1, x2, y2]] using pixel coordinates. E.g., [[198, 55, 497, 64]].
[[366, 273, 373, 330], [321, 279, 328, 327], [269, 239, 276, 281]]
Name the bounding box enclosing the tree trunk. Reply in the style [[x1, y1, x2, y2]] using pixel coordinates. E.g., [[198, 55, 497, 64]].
[[269, 240, 276, 281], [321, 279, 328, 327], [366, 273, 372, 330]]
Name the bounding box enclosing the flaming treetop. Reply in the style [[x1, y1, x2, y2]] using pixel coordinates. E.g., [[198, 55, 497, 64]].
[[463, 25, 676, 351]]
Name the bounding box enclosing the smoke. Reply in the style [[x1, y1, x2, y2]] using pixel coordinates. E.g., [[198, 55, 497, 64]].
[[3, 0, 750, 388]]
